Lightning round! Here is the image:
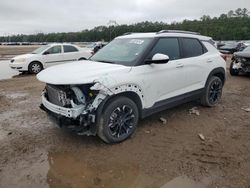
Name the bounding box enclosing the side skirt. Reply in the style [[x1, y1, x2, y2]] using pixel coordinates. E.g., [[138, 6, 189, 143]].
[[141, 88, 204, 118]]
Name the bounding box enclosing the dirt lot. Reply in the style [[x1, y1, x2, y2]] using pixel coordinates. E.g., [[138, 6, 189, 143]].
[[0, 64, 250, 187]]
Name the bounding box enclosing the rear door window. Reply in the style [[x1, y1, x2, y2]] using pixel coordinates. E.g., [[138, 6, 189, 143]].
[[148, 38, 180, 60], [181, 38, 204, 58]]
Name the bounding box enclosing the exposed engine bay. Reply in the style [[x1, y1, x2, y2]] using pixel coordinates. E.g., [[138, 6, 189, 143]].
[[41, 84, 102, 135]]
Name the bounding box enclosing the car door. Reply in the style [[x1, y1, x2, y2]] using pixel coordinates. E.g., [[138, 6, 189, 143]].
[[63, 45, 80, 61], [42, 45, 64, 68], [132, 37, 189, 108], [179, 38, 209, 92]]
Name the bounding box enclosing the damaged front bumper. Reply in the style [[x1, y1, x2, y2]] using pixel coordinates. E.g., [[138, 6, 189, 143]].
[[40, 92, 99, 136], [41, 93, 85, 119]]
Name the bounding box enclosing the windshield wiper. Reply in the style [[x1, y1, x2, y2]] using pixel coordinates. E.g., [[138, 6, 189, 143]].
[[96, 60, 115, 64]]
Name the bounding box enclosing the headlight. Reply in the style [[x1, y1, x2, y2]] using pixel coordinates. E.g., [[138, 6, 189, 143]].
[[14, 58, 26, 63]]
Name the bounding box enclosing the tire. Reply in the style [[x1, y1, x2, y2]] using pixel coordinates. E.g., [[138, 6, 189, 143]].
[[229, 61, 239, 76], [97, 96, 139, 143], [28, 61, 43, 74], [78, 57, 87, 61], [201, 76, 223, 107]]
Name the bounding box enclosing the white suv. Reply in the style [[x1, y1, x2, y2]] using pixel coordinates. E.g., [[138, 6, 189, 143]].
[[37, 30, 226, 143], [10, 43, 92, 73]]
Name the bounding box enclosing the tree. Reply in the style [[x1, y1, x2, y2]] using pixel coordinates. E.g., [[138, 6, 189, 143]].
[[227, 10, 235, 18]]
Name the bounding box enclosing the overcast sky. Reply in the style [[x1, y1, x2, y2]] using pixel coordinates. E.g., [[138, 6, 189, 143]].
[[0, 0, 249, 36]]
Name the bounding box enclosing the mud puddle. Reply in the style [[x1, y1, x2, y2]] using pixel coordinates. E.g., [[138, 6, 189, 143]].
[[1, 150, 212, 188], [160, 176, 210, 188], [0, 60, 20, 80]]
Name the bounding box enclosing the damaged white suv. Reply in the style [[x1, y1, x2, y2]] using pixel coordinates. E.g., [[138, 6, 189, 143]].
[[37, 30, 226, 143]]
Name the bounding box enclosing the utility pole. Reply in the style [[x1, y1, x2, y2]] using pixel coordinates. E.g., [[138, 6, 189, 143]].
[[107, 20, 118, 41]]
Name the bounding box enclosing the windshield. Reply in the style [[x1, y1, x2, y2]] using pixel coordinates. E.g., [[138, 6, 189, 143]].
[[32, 45, 50, 54], [90, 38, 152, 66]]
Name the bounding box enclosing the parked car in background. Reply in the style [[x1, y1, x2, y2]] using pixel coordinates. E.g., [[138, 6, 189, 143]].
[[82, 42, 108, 55], [9, 43, 92, 73], [219, 42, 249, 54], [230, 46, 250, 76], [37, 30, 226, 143]]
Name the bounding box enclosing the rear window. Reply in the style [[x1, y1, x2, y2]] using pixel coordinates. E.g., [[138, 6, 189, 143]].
[[63, 45, 78, 53], [182, 38, 204, 58]]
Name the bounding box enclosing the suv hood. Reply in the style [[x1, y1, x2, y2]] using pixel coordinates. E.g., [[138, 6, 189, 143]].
[[37, 60, 131, 85]]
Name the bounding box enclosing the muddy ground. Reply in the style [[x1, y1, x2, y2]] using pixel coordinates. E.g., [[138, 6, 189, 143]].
[[0, 64, 250, 188]]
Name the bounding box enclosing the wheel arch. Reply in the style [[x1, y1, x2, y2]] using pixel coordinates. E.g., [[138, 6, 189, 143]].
[[96, 91, 143, 120], [205, 67, 226, 86]]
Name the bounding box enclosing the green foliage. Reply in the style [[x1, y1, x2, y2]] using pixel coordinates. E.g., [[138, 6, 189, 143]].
[[1, 8, 250, 42]]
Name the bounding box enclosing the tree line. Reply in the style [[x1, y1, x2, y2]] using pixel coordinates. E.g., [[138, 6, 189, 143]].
[[1, 8, 250, 43]]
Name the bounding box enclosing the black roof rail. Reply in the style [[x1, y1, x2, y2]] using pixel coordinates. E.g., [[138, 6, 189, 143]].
[[123, 32, 136, 36], [157, 30, 200, 35]]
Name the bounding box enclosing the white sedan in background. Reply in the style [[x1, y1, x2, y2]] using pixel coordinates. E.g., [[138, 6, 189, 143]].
[[9, 43, 92, 73]]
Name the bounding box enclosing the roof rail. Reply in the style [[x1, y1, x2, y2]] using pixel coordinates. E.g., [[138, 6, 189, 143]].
[[157, 30, 200, 35], [122, 32, 135, 36]]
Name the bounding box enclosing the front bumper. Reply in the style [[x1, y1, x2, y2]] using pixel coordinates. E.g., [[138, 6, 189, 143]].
[[40, 93, 97, 136], [9, 61, 29, 71], [41, 93, 85, 119]]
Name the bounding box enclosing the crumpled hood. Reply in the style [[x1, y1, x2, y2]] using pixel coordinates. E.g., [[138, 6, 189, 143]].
[[37, 60, 131, 85], [234, 51, 250, 58], [13, 53, 36, 59]]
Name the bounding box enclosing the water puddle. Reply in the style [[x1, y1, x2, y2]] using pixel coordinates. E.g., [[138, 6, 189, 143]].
[[160, 176, 208, 188], [4, 92, 28, 99], [0, 60, 20, 80], [0, 150, 212, 188]]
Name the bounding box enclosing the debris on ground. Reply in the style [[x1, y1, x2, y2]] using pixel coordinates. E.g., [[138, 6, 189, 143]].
[[241, 108, 250, 112], [198, 133, 205, 141], [144, 130, 151, 134], [8, 132, 12, 136], [189, 107, 200, 116], [159, 117, 167, 124]]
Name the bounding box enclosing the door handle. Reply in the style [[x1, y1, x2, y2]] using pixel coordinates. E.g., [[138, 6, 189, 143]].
[[176, 64, 184, 68], [207, 59, 213, 63]]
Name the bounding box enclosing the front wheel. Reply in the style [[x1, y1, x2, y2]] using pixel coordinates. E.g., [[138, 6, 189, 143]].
[[28, 62, 43, 74], [201, 76, 223, 107], [97, 97, 139, 143], [230, 61, 239, 76]]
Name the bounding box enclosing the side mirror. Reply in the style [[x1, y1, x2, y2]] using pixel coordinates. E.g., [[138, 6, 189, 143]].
[[146, 53, 170, 64], [43, 51, 50, 55]]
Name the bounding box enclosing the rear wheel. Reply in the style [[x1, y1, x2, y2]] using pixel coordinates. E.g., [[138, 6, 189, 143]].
[[230, 61, 239, 76], [201, 76, 223, 107], [28, 61, 43, 74], [78, 57, 87, 61], [97, 97, 139, 143]]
